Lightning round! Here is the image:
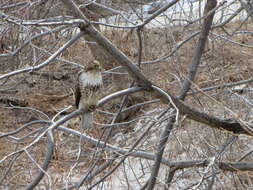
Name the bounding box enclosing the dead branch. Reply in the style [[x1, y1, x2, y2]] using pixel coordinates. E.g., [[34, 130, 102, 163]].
[[58, 125, 253, 172], [0, 31, 83, 80], [152, 85, 253, 136], [29, 71, 70, 81], [61, 0, 152, 89], [0, 96, 28, 107], [147, 1, 217, 187], [24, 131, 54, 190], [178, 0, 217, 100]]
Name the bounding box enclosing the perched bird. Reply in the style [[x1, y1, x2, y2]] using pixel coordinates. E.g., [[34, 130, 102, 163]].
[[75, 60, 103, 129]]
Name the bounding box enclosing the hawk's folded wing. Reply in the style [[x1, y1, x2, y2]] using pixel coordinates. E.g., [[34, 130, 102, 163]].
[[74, 77, 81, 109]]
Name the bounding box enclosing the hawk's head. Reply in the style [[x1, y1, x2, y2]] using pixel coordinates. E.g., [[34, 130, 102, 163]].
[[84, 60, 101, 72]]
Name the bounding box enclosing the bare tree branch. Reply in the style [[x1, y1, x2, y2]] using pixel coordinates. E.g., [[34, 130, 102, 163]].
[[24, 131, 55, 190], [139, 0, 180, 27], [61, 0, 152, 89], [0, 25, 70, 58], [146, 2, 218, 187], [0, 1, 28, 10], [178, 0, 217, 100], [0, 31, 84, 80], [58, 125, 253, 172], [152, 85, 253, 136], [146, 120, 174, 190]]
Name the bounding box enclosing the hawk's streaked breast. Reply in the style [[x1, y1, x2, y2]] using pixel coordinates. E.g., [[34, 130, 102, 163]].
[[79, 71, 103, 88], [76, 66, 103, 111]]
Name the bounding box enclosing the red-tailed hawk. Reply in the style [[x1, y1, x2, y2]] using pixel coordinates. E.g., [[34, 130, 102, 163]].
[[75, 60, 103, 129]]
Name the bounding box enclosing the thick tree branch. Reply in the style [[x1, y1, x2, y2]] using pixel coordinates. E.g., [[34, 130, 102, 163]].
[[61, 0, 152, 89], [152, 85, 252, 136], [146, 120, 174, 190], [147, 1, 218, 187], [140, 0, 180, 27], [25, 131, 54, 190], [178, 0, 217, 100]]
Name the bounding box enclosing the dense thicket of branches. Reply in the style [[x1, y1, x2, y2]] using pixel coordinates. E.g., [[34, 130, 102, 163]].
[[1, 0, 253, 189]]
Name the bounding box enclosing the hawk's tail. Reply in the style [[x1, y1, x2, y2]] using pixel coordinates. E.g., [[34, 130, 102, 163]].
[[81, 112, 93, 129]]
